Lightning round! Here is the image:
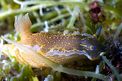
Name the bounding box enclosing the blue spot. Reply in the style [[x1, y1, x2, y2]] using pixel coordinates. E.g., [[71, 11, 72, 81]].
[[93, 46, 97, 50]]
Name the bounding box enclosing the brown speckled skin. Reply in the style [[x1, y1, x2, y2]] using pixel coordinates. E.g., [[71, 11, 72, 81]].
[[15, 14, 101, 66], [21, 32, 83, 53], [20, 31, 101, 60], [18, 31, 102, 67]]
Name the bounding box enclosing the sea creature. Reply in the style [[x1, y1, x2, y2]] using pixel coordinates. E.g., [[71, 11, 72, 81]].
[[1, 14, 102, 67]]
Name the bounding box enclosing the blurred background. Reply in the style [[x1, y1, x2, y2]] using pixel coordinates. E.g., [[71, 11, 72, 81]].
[[0, 0, 122, 81], [0, 0, 121, 36]]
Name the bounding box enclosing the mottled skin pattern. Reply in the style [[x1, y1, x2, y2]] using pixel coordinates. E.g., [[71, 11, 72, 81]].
[[22, 32, 84, 53], [15, 14, 101, 62]]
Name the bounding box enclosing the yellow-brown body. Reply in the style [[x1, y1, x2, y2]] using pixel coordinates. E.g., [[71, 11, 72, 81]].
[[11, 14, 101, 67]]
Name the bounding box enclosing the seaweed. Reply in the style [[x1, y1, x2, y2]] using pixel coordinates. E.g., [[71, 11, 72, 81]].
[[0, 0, 122, 81]]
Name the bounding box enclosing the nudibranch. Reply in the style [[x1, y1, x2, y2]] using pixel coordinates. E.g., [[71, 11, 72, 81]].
[[6, 14, 101, 67]]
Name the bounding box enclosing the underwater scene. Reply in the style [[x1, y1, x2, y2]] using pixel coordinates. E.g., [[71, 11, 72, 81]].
[[0, 0, 122, 81]]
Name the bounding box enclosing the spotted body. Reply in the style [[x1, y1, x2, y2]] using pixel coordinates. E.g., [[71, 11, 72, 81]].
[[15, 14, 101, 62]]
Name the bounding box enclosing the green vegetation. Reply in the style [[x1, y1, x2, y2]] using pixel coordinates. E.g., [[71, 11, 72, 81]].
[[0, 0, 122, 81]]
